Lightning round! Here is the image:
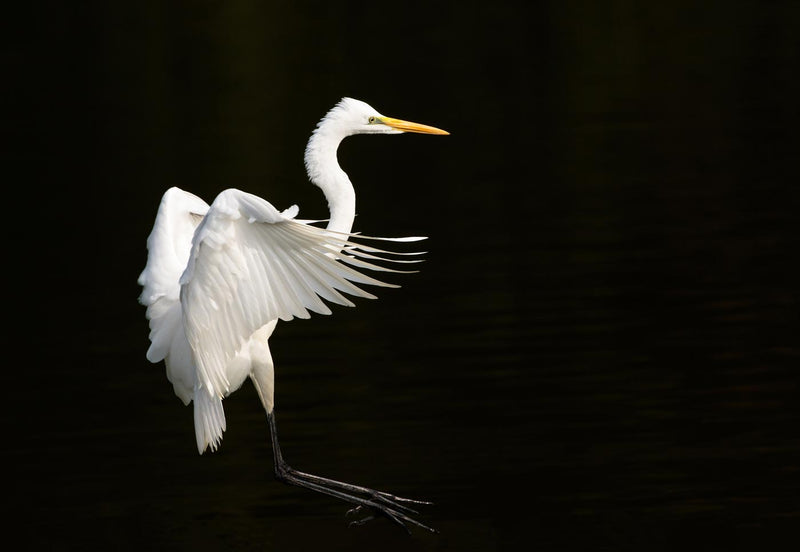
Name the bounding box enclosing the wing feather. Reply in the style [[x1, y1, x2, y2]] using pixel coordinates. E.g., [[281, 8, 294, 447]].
[[181, 189, 426, 398], [138, 187, 210, 402]]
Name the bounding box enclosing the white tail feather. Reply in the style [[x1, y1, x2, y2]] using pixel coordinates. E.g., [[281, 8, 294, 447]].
[[193, 386, 226, 454]]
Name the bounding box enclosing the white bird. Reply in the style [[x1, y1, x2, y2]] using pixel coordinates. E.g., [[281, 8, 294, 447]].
[[138, 97, 448, 533]]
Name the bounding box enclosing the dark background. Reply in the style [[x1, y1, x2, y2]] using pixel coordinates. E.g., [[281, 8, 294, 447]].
[[6, 1, 799, 550]]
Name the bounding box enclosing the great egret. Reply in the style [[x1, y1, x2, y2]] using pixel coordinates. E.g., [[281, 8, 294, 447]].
[[138, 98, 448, 533]]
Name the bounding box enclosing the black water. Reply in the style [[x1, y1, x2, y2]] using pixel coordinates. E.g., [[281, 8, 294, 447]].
[[8, 1, 799, 550]]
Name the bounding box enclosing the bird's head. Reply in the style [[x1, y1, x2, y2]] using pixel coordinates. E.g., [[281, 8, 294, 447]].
[[321, 97, 449, 137]]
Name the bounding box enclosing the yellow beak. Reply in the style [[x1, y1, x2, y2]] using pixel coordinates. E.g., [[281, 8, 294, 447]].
[[378, 116, 450, 135]]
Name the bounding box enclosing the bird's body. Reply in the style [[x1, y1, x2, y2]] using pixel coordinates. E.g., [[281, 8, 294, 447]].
[[138, 98, 447, 532]]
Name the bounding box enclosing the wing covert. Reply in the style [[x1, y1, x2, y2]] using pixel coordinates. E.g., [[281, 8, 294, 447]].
[[180, 188, 425, 398]]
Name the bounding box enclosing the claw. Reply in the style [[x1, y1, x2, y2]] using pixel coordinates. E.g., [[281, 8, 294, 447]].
[[346, 505, 364, 517], [348, 514, 376, 528]]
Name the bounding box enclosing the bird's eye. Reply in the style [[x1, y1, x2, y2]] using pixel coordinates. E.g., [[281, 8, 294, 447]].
[[368, 116, 377, 124]]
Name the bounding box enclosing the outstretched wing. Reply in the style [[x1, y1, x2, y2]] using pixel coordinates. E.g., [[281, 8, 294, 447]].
[[138, 187, 210, 403], [180, 188, 425, 399]]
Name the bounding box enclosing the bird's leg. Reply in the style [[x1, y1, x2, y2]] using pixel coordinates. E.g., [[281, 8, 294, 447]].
[[267, 410, 436, 534]]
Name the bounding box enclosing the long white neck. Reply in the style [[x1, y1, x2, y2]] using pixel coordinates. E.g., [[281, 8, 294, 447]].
[[304, 123, 356, 235]]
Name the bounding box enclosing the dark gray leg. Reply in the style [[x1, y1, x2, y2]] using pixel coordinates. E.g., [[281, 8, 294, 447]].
[[267, 411, 436, 534]]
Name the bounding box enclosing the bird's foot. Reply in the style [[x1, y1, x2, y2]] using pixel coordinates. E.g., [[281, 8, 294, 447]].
[[275, 462, 436, 534]]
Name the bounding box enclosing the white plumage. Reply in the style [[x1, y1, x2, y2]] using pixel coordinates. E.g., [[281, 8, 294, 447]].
[[139, 186, 424, 452], [138, 98, 447, 532]]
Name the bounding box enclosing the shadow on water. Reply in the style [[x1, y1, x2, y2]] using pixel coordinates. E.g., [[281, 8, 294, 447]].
[[8, 1, 799, 550]]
